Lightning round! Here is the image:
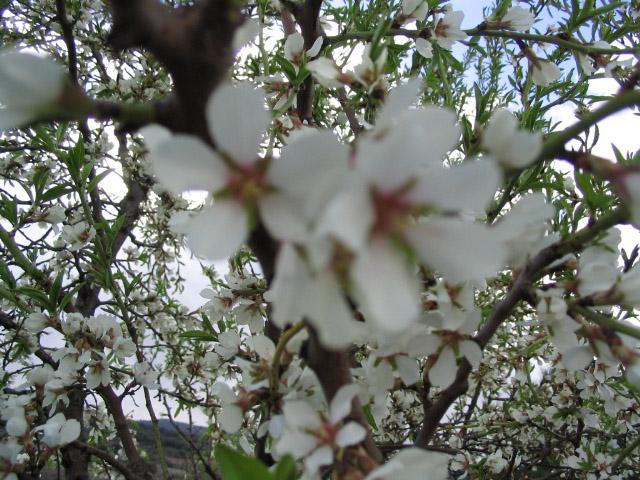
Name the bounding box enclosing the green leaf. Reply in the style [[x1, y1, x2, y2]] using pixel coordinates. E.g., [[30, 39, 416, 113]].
[[179, 331, 218, 342], [273, 455, 296, 480], [214, 444, 274, 480], [87, 169, 112, 193], [49, 271, 64, 306], [41, 184, 73, 202], [15, 287, 53, 312]]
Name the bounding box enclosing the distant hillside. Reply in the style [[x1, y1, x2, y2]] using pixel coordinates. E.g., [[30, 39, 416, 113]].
[[134, 419, 213, 478]]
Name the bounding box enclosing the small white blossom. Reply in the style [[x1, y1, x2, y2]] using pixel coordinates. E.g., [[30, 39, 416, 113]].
[[36, 413, 81, 448], [500, 6, 535, 31], [433, 11, 468, 49]]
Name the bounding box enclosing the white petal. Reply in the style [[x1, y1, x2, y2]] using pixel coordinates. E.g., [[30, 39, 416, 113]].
[[429, 347, 457, 388], [246, 335, 276, 360], [213, 382, 237, 403], [376, 77, 422, 127], [59, 419, 81, 445], [276, 430, 319, 458], [219, 404, 243, 433], [140, 124, 172, 151], [185, 202, 248, 260], [411, 159, 501, 213], [305, 445, 334, 472], [531, 58, 561, 86], [407, 218, 507, 284], [316, 185, 374, 250], [329, 384, 360, 424], [151, 135, 228, 194], [207, 83, 269, 163], [284, 32, 305, 60], [415, 38, 433, 59], [395, 355, 420, 385], [260, 194, 310, 242], [304, 272, 357, 349], [0, 51, 65, 108], [336, 422, 367, 447], [0, 109, 32, 131], [352, 241, 421, 331], [283, 401, 322, 430], [268, 244, 311, 328], [459, 340, 482, 369], [307, 36, 324, 57], [271, 129, 350, 219], [562, 345, 594, 371]]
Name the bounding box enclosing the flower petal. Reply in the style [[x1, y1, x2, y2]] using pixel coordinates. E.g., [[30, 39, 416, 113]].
[[429, 347, 457, 388], [411, 159, 501, 213], [185, 202, 248, 260], [407, 218, 507, 284], [151, 135, 228, 194], [352, 240, 421, 331], [459, 340, 482, 369], [329, 384, 360, 424], [219, 404, 243, 433], [207, 83, 269, 164], [316, 184, 374, 250], [336, 422, 367, 448]]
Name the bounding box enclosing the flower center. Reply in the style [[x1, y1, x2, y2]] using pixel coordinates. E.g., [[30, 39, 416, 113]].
[[226, 164, 269, 204], [371, 187, 414, 236]]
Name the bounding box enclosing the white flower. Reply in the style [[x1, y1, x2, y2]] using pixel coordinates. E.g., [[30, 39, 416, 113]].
[[500, 6, 535, 31], [148, 84, 350, 260], [146, 83, 270, 260], [214, 330, 241, 360], [36, 413, 81, 448], [366, 448, 450, 480], [433, 11, 468, 49], [353, 45, 388, 93], [275, 384, 367, 475], [284, 32, 323, 65], [60, 221, 95, 251], [86, 357, 111, 390], [0, 50, 66, 131], [316, 102, 506, 331], [482, 108, 542, 169], [133, 362, 159, 388], [529, 56, 561, 86]]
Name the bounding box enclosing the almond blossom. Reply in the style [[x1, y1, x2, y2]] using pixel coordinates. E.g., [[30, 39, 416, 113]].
[[284, 32, 323, 67], [433, 11, 468, 49], [528, 55, 562, 86], [35, 413, 80, 448], [147, 83, 350, 260], [316, 83, 506, 332], [275, 384, 367, 475]]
